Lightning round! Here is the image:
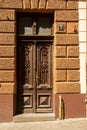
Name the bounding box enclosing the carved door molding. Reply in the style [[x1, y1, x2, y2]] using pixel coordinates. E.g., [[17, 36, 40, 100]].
[[17, 41, 53, 113]]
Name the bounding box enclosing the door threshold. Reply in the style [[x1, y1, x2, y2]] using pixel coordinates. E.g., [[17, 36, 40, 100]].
[[13, 113, 55, 123]]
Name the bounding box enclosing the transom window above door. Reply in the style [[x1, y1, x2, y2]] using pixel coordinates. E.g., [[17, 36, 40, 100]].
[[17, 13, 53, 36]]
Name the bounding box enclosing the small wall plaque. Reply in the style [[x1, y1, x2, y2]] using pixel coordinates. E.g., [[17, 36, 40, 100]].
[[59, 24, 64, 31]]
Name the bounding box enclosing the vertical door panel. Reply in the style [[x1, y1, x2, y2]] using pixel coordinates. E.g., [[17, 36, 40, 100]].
[[36, 43, 53, 112], [36, 43, 52, 88], [17, 43, 35, 113]]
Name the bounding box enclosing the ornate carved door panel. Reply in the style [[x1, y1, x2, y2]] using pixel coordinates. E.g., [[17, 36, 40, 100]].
[[17, 42, 35, 113], [36, 43, 53, 112], [17, 41, 53, 113]]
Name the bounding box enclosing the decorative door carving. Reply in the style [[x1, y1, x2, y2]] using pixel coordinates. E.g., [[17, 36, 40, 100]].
[[17, 41, 53, 113]]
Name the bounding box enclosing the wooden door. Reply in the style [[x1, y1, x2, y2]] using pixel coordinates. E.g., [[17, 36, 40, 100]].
[[17, 41, 53, 113]]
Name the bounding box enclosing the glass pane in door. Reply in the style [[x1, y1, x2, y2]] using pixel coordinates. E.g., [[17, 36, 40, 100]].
[[37, 16, 51, 35], [18, 16, 32, 35]]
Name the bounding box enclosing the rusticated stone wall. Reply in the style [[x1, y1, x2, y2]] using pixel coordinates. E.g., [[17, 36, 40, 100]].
[[54, 1, 80, 93], [0, 10, 15, 94], [0, 0, 79, 94]]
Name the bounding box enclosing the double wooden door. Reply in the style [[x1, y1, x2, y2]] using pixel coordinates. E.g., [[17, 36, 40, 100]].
[[17, 41, 53, 113]]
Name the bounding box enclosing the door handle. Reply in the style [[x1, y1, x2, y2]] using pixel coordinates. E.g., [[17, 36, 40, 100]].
[[36, 72, 39, 82]]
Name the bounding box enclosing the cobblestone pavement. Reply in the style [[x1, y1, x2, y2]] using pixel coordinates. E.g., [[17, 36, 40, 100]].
[[0, 118, 87, 130]]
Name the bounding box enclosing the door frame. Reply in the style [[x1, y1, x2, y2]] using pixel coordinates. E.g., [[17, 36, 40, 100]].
[[16, 12, 54, 114]]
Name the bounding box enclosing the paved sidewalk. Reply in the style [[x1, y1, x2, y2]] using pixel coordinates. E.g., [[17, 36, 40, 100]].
[[0, 118, 87, 130]]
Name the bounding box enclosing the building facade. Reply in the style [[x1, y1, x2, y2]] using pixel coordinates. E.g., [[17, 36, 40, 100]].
[[0, 0, 86, 122]]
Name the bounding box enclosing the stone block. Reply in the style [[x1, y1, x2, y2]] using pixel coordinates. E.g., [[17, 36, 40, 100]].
[[0, 21, 15, 33], [13, 113, 55, 122], [79, 32, 86, 42], [55, 70, 67, 81], [67, 22, 78, 34], [56, 58, 80, 69], [0, 58, 14, 70], [39, 0, 46, 9], [79, 9, 86, 20], [0, 71, 14, 82], [54, 22, 66, 33], [79, 42, 86, 53], [55, 34, 78, 45], [0, 46, 14, 57], [67, 0, 78, 9], [0, 83, 14, 93], [55, 10, 78, 21], [46, 0, 66, 9], [0, 0, 22, 9], [54, 82, 80, 93], [79, 20, 86, 32], [67, 46, 79, 57], [67, 70, 80, 81], [23, 0, 30, 9], [0, 34, 15, 45], [55, 46, 66, 57], [0, 9, 15, 20], [31, 0, 38, 9], [79, 1, 86, 9]]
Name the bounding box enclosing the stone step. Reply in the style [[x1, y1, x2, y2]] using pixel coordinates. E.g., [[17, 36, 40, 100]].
[[13, 113, 55, 123]]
